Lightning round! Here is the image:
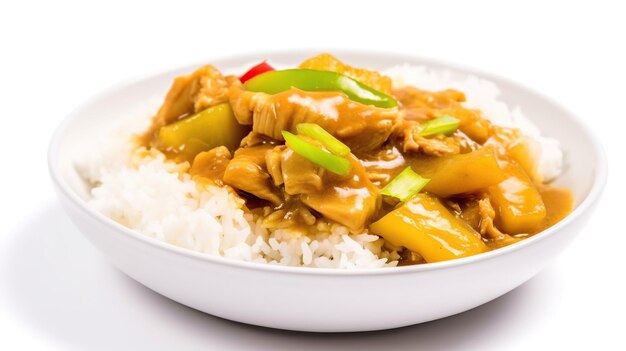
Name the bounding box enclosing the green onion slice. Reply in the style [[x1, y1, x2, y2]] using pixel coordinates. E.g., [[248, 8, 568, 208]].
[[380, 167, 430, 201], [296, 123, 351, 156], [282, 131, 352, 175], [419, 116, 461, 137]]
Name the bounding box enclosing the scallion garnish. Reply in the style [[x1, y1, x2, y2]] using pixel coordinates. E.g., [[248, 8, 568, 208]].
[[282, 131, 352, 175], [296, 123, 351, 156], [419, 116, 460, 137], [380, 167, 430, 201]]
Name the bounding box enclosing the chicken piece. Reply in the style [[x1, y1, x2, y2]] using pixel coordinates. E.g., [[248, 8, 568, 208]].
[[156, 65, 229, 125], [229, 79, 399, 153], [401, 121, 461, 156], [393, 86, 492, 143], [265, 145, 285, 186], [358, 145, 407, 187], [141, 65, 231, 145], [139, 65, 228, 147], [457, 196, 520, 246], [265, 145, 325, 195], [477, 196, 517, 243], [299, 155, 380, 231], [393, 87, 466, 121], [239, 131, 278, 148], [191, 69, 231, 113], [222, 145, 282, 205], [259, 199, 318, 230], [299, 53, 393, 94], [264, 139, 379, 231], [189, 146, 232, 185]]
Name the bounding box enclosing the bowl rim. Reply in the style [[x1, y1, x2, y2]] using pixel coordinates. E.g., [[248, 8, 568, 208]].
[[48, 49, 608, 276]]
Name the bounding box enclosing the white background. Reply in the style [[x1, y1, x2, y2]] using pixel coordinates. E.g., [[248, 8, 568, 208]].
[[1, 1, 624, 350]]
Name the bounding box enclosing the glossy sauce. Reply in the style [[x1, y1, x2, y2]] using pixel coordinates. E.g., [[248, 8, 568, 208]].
[[144, 62, 575, 265]]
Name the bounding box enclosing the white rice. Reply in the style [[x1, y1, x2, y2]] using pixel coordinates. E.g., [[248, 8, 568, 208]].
[[83, 148, 397, 268], [80, 65, 563, 269]]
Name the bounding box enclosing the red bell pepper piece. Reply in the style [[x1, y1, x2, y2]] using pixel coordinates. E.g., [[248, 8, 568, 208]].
[[240, 61, 274, 83]]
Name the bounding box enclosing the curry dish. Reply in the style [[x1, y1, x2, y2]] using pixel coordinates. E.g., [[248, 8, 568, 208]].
[[138, 54, 573, 265]]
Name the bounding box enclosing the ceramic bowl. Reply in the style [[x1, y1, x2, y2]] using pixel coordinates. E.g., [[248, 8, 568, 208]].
[[48, 50, 607, 332]]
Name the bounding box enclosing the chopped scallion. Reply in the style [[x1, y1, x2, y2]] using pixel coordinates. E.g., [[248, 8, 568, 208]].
[[282, 131, 352, 175], [419, 116, 460, 137], [296, 123, 351, 156], [380, 167, 430, 201]]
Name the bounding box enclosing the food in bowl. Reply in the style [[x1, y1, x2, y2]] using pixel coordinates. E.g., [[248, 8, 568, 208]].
[[81, 53, 573, 268]]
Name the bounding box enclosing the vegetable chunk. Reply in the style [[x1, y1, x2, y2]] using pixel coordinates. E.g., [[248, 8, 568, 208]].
[[410, 147, 506, 197], [487, 161, 546, 234], [380, 167, 430, 201], [158, 103, 249, 161], [370, 194, 487, 262], [282, 131, 352, 175], [245, 69, 397, 108]]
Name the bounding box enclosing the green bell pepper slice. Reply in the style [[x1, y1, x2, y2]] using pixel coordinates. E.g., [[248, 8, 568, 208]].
[[244, 69, 398, 109], [159, 103, 249, 160], [281, 131, 352, 175]]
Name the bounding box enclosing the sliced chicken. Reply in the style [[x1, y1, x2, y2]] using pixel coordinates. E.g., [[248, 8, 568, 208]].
[[299, 155, 380, 232], [264, 143, 379, 231], [457, 195, 520, 245], [400, 121, 461, 156], [229, 78, 399, 153], [222, 145, 282, 205], [393, 86, 492, 143], [142, 65, 231, 145], [265, 145, 325, 195], [189, 146, 232, 185]]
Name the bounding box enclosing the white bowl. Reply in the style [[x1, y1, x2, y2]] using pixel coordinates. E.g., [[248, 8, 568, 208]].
[[48, 50, 607, 332]]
